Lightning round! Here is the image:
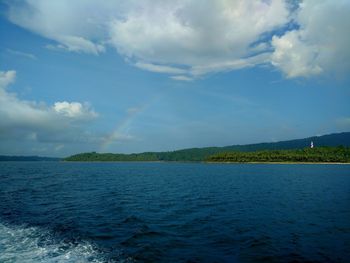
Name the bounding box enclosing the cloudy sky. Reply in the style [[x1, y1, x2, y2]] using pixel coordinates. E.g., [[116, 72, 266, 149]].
[[0, 0, 349, 157]]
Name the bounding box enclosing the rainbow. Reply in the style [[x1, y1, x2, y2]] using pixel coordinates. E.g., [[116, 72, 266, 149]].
[[99, 95, 160, 152]]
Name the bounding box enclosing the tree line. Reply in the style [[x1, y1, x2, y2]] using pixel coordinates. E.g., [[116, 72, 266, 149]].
[[64, 147, 350, 163], [206, 147, 350, 163]]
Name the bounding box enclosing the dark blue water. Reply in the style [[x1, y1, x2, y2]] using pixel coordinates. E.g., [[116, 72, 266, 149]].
[[0, 162, 349, 262]]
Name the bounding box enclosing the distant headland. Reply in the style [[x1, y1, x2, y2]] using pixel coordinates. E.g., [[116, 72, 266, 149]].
[[1, 132, 349, 163], [0, 156, 61, 162], [64, 132, 350, 163]]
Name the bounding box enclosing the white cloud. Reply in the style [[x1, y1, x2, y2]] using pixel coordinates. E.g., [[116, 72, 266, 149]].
[[170, 75, 193, 81], [271, 0, 350, 77], [53, 101, 97, 119], [135, 62, 187, 75], [6, 49, 37, 60], [0, 70, 98, 144], [6, 0, 111, 55], [4, 0, 350, 78], [271, 30, 322, 78], [190, 53, 271, 76], [109, 0, 289, 75], [46, 36, 105, 55], [0, 70, 16, 87]]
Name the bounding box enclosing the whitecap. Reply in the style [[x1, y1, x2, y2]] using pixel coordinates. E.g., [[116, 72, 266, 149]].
[[0, 222, 108, 263]]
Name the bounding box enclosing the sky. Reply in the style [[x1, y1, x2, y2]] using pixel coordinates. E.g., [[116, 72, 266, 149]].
[[0, 0, 349, 157]]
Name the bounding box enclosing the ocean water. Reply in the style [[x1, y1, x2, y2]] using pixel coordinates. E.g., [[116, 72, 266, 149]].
[[0, 162, 349, 263]]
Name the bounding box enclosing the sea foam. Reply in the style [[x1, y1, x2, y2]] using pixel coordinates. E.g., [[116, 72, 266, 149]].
[[0, 222, 107, 263]]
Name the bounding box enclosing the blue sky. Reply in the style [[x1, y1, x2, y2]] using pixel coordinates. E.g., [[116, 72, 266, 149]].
[[0, 0, 349, 157]]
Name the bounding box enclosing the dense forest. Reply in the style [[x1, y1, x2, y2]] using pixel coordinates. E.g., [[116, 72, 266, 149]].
[[207, 147, 350, 163], [64, 147, 350, 163], [64, 132, 350, 162], [64, 150, 210, 162]]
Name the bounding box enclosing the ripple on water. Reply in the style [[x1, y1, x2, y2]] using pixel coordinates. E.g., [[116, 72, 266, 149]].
[[1, 162, 350, 262]]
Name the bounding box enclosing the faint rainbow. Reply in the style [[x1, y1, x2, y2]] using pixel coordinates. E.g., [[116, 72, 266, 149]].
[[99, 96, 159, 152]]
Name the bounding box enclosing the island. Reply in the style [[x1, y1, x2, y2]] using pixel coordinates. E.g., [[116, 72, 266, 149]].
[[63, 147, 350, 163], [64, 132, 350, 163]]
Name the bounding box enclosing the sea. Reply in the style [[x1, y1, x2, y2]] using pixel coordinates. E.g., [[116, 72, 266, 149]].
[[0, 162, 349, 262]]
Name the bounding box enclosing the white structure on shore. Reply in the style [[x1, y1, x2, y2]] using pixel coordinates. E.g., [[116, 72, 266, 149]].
[[310, 141, 314, 148]]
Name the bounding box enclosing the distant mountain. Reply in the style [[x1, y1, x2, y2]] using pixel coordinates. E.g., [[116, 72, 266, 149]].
[[65, 131, 350, 162], [219, 131, 350, 152], [0, 155, 61, 162]]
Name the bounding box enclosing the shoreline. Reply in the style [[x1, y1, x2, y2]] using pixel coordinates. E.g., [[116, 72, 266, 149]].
[[61, 160, 350, 165], [206, 161, 350, 165]]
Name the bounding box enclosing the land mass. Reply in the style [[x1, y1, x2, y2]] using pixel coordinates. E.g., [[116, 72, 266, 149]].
[[64, 132, 350, 162], [207, 147, 350, 163], [0, 155, 61, 162]]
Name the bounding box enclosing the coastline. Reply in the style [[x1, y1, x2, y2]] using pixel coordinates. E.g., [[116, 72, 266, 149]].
[[205, 161, 350, 165], [61, 160, 350, 165]]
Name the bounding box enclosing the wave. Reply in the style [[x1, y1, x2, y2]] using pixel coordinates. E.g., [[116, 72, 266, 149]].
[[0, 222, 112, 263]]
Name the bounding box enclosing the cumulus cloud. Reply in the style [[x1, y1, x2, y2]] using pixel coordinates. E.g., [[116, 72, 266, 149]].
[[0, 70, 98, 146], [4, 0, 350, 78], [0, 70, 138, 156], [271, 30, 322, 78], [6, 0, 110, 55], [109, 0, 289, 77], [0, 70, 16, 87], [271, 0, 350, 78], [53, 101, 97, 119]]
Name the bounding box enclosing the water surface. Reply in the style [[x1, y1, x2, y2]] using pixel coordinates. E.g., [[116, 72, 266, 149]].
[[0, 162, 349, 262]]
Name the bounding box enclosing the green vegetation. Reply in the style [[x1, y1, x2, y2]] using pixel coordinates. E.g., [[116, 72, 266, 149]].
[[206, 147, 350, 163], [64, 149, 216, 162], [64, 132, 350, 162], [0, 155, 61, 161], [65, 152, 159, 162], [64, 147, 350, 163]]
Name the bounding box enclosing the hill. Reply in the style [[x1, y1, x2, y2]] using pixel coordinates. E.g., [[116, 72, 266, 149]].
[[0, 155, 61, 162], [64, 131, 350, 162]]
